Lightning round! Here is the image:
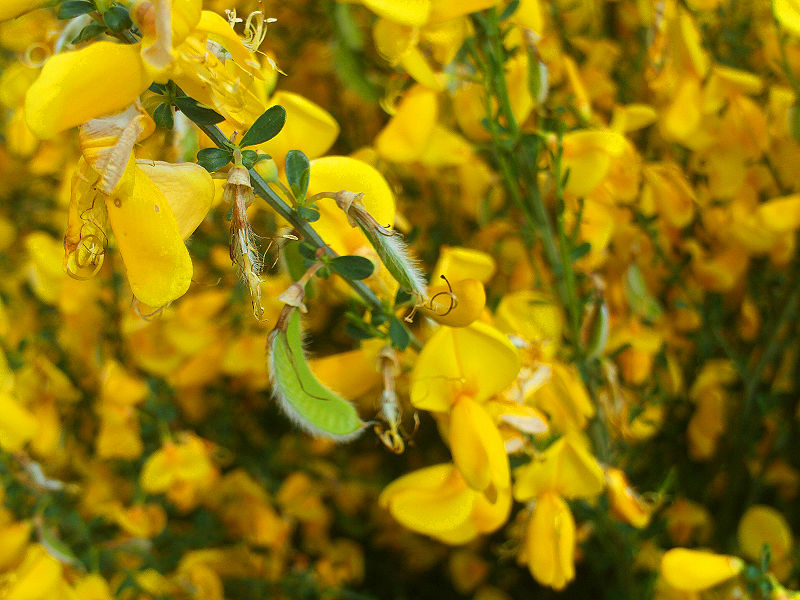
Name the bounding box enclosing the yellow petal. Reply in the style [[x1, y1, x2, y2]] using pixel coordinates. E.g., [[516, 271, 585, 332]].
[[101, 360, 148, 406], [379, 464, 477, 537], [421, 278, 485, 327], [5, 545, 63, 600], [560, 129, 626, 196], [660, 549, 743, 591], [106, 166, 193, 307], [606, 468, 651, 529], [0, 0, 50, 21], [373, 18, 416, 63], [375, 84, 438, 163], [432, 246, 496, 283], [429, 0, 499, 23], [758, 194, 800, 233], [359, 0, 431, 26], [195, 10, 260, 77], [523, 491, 575, 590], [495, 290, 563, 346], [513, 434, 604, 501], [411, 322, 520, 412], [0, 520, 32, 571], [258, 91, 340, 167], [399, 46, 444, 90], [418, 125, 473, 166], [511, 0, 544, 32], [136, 160, 214, 239], [450, 396, 510, 492], [310, 340, 383, 399], [25, 42, 149, 139], [775, 0, 800, 37], [306, 156, 396, 256], [738, 505, 793, 562]]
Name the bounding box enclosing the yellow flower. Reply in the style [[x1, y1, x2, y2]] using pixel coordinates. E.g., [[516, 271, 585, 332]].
[[375, 84, 439, 163], [379, 463, 511, 544], [519, 491, 576, 590], [24, 1, 263, 138], [67, 105, 214, 307], [606, 467, 651, 529], [0, 391, 38, 452], [738, 505, 793, 563], [420, 278, 486, 327], [513, 434, 605, 502], [660, 548, 743, 592], [140, 433, 218, 511]]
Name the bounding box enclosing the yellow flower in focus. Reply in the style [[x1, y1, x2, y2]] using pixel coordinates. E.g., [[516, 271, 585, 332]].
[[24, 1, 265, 138], [379, 463, 511, 544], [519, 491, 576, 590], [420, 278, 486, 327], [660, 548, 743, 591]]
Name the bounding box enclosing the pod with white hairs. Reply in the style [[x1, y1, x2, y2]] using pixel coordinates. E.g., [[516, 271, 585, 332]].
[[268, 307, 367, 441]]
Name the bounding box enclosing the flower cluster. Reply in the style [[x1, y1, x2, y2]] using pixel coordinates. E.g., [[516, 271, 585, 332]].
[[1, 0, 800, 599]]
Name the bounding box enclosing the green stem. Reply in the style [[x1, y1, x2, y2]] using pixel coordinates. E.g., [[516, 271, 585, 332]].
[[196, 122, 422, 351]]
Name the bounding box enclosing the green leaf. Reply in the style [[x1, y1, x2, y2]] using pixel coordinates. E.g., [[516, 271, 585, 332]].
[[570, 242, 591, 262], [499, 0, 520, 20], [148, 82, 167, 94], [345, 322, 375, 341], [71, 22, 106, 44], [240, 149, 259, 169], [285, 149, 311, 201], [298, 243, 317, 261], [173, 95, 224, 125], [269, 311, 366, 440], [239, 105, 287, 147], [389, 317, 410, 351], [103, 5, 132, 32], [624, 264, 663, 322], [329, 255, 374, 280], [152, 103, 174, 129], [394, 289, 413, 306], [197, 147, 233, 172], [58, 0, 94, 19], [296, 205, 320, 223]]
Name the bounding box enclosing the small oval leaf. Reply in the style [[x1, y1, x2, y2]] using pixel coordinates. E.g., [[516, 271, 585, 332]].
[[240, 105, 287, 148], [197, 147, 233, 172], [285, 149, 311, 201], [174, 95, 224, 125], [58, 0, 95, 19], [103, 6, 133, 32], [330, 255, 375, 280]]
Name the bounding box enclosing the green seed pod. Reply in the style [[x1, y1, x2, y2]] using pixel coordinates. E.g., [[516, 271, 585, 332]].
[[268, 308, 366, 441], [584, 301, 610, 361], [336, 192, 427, 297]]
